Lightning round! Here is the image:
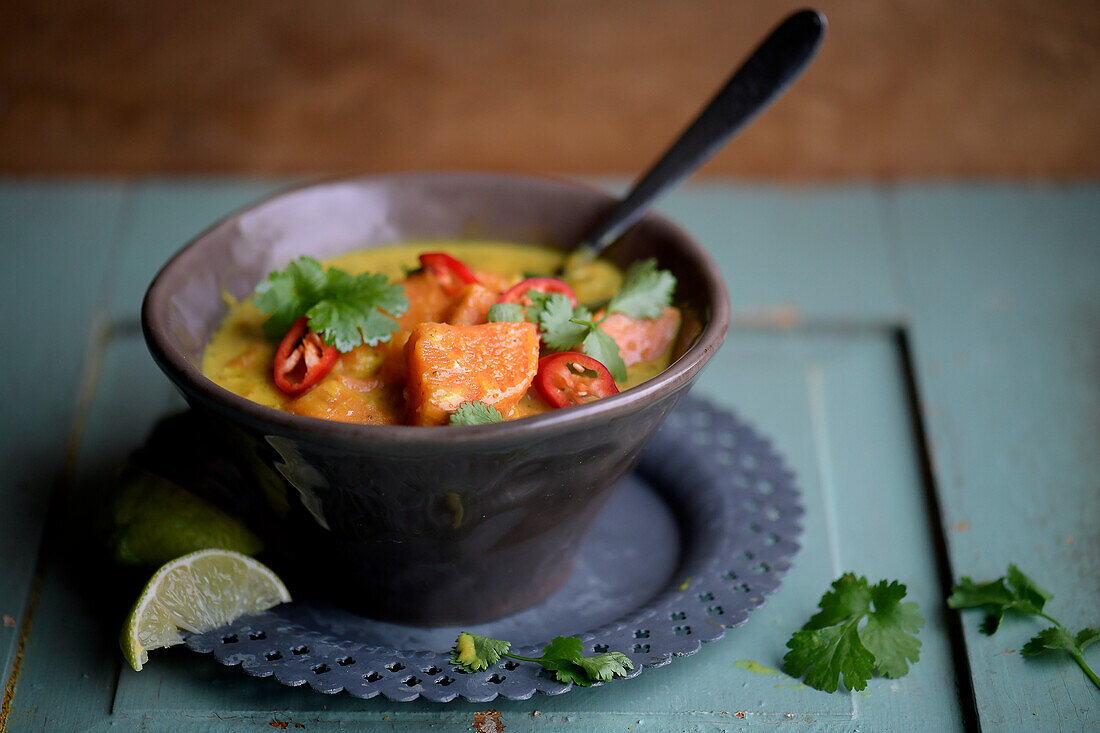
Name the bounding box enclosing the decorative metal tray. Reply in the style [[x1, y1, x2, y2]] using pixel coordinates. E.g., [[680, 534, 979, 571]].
[[185, 397, 803, 701]]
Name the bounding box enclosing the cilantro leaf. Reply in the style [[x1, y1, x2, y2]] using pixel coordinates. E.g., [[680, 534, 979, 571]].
[[252, 257, 408, 352], [577, 652, 635, 682], [536, 636, 635, 687], [1006, 563, 1053, 612], [530, 292, 591, 350], [518, 261, 677, 384], [1022, 626, 1084, 657], [1078, 627, 1100, 652], [784, 573, 923, 692], [785, 622, 875, 693], [451, 632, 510, 672], [253, 257, 329, 340], [947, 563, 1050, 634], [306, 270, 406, 350], [949, 564, 1100, 691], [582, 326, 628, 382], [448, 632, 634, 687], [803, 573, 873, 629], [540, 635, 584, 660], [449, 401, 504, 426], [523, 293, 625, 382], [537, 636, 589, 685], [861, 580, 924, 678], [607, 258, 676, 319], [487, 302, 526, 323]]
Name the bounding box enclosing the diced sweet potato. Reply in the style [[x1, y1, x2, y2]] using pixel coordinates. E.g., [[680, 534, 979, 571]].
[[446, 284, 497, 326], [396, 272, 454, 329], [599, 306, 682, 366], [405, 322, 540, 425], [472, 269, 511, 293], [285, 376, 400, 425], [377, 331, 411, 386]]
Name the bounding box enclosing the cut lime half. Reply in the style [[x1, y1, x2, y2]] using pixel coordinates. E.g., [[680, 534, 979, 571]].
[[121, 549, 290, 671], [111, 465, 264, 567]]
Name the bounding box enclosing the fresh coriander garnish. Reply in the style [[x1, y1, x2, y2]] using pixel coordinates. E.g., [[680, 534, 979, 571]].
[[449, 401, 504, 426], [451, 632, 634, 686], [531, 293, 591, 351], [253, 256, 408, 352], [486, 302, 526, 323], [783, 574, 923, 692], [606, 258, 677, 319], [514, 259, 674, 382], [579, 323, 628, 382], [948, 563, 1100, 690]]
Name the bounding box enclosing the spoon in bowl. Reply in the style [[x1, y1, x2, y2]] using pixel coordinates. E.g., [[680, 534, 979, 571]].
[[569, 8, 827, 263]]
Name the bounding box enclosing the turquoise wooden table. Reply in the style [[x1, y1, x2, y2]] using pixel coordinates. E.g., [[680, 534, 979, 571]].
[[1, 180, 1097, 731]]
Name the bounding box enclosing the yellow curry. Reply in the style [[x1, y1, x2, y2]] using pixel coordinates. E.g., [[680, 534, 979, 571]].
[[202, 242, 681, 426]]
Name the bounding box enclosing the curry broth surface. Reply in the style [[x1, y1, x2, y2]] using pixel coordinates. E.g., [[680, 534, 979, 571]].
[[202, 242, 672, 422]]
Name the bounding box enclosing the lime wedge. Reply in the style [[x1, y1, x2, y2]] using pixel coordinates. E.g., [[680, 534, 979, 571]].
[[121, 549, 291, 672], [111, 465, 264, 566]]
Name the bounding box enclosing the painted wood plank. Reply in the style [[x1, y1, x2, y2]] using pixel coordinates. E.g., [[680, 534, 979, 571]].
[[892, 185, 1100, 730], [11, 328, 963, 731], [654, 185, 902, 324], [0, 183, 129, 692], [2, 336, 184, 733]]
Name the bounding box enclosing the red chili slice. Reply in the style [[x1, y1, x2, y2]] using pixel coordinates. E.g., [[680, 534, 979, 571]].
[[498, 277, 578, 307], [419, 252, 480, 295], [533, 352, 619, 409], [273, 316, 338, 395]]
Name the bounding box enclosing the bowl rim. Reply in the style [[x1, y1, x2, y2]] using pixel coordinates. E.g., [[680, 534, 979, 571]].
[[142, 171, 730, 446]]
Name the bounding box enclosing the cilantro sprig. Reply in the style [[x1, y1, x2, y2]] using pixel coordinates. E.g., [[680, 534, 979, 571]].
[[449, 401, 504, 426], [948, 563, 1100, 690], [488, 258, 675, 382], [783, 574, 923, 692], [451, 632, 634, 686], [606, 258, 677, 319], [253, 256, 408, 352]]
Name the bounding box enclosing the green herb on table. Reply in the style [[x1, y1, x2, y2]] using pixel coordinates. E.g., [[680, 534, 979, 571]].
[[253, 256, 409, 351], [948, 563, 1100, 690], [783, 574, 923, 692], [449, 401, 504, 426], [451, 632, 634, 686]]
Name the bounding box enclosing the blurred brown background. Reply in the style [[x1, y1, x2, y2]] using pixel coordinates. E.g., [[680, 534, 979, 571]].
[[2, 0, 1097, 179]]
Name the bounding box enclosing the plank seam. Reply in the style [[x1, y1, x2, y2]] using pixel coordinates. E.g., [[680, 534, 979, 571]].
[[894, 326, 982, 732]]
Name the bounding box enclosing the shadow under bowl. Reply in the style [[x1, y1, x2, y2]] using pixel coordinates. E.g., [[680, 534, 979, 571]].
[[142, 172, 729, 626]]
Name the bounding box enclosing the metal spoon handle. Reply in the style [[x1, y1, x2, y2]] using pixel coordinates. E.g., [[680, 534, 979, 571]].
[[582, 9, 827, 253]]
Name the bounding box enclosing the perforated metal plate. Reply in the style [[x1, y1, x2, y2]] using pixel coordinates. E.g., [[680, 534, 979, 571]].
[[186, 397, 803, 701]]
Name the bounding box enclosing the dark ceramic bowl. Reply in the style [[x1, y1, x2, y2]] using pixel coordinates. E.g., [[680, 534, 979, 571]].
[[142, 172, 729, 626]]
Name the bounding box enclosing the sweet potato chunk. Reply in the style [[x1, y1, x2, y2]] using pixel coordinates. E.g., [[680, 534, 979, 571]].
[[599, 306, 682, 366], [446, 284, 497, 326], [376, 331, 411, 386], [405, 322, 540, 425], [285, 376, 400, 425], [472, 268, 511, 293], [396, 272, 453, 330]]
